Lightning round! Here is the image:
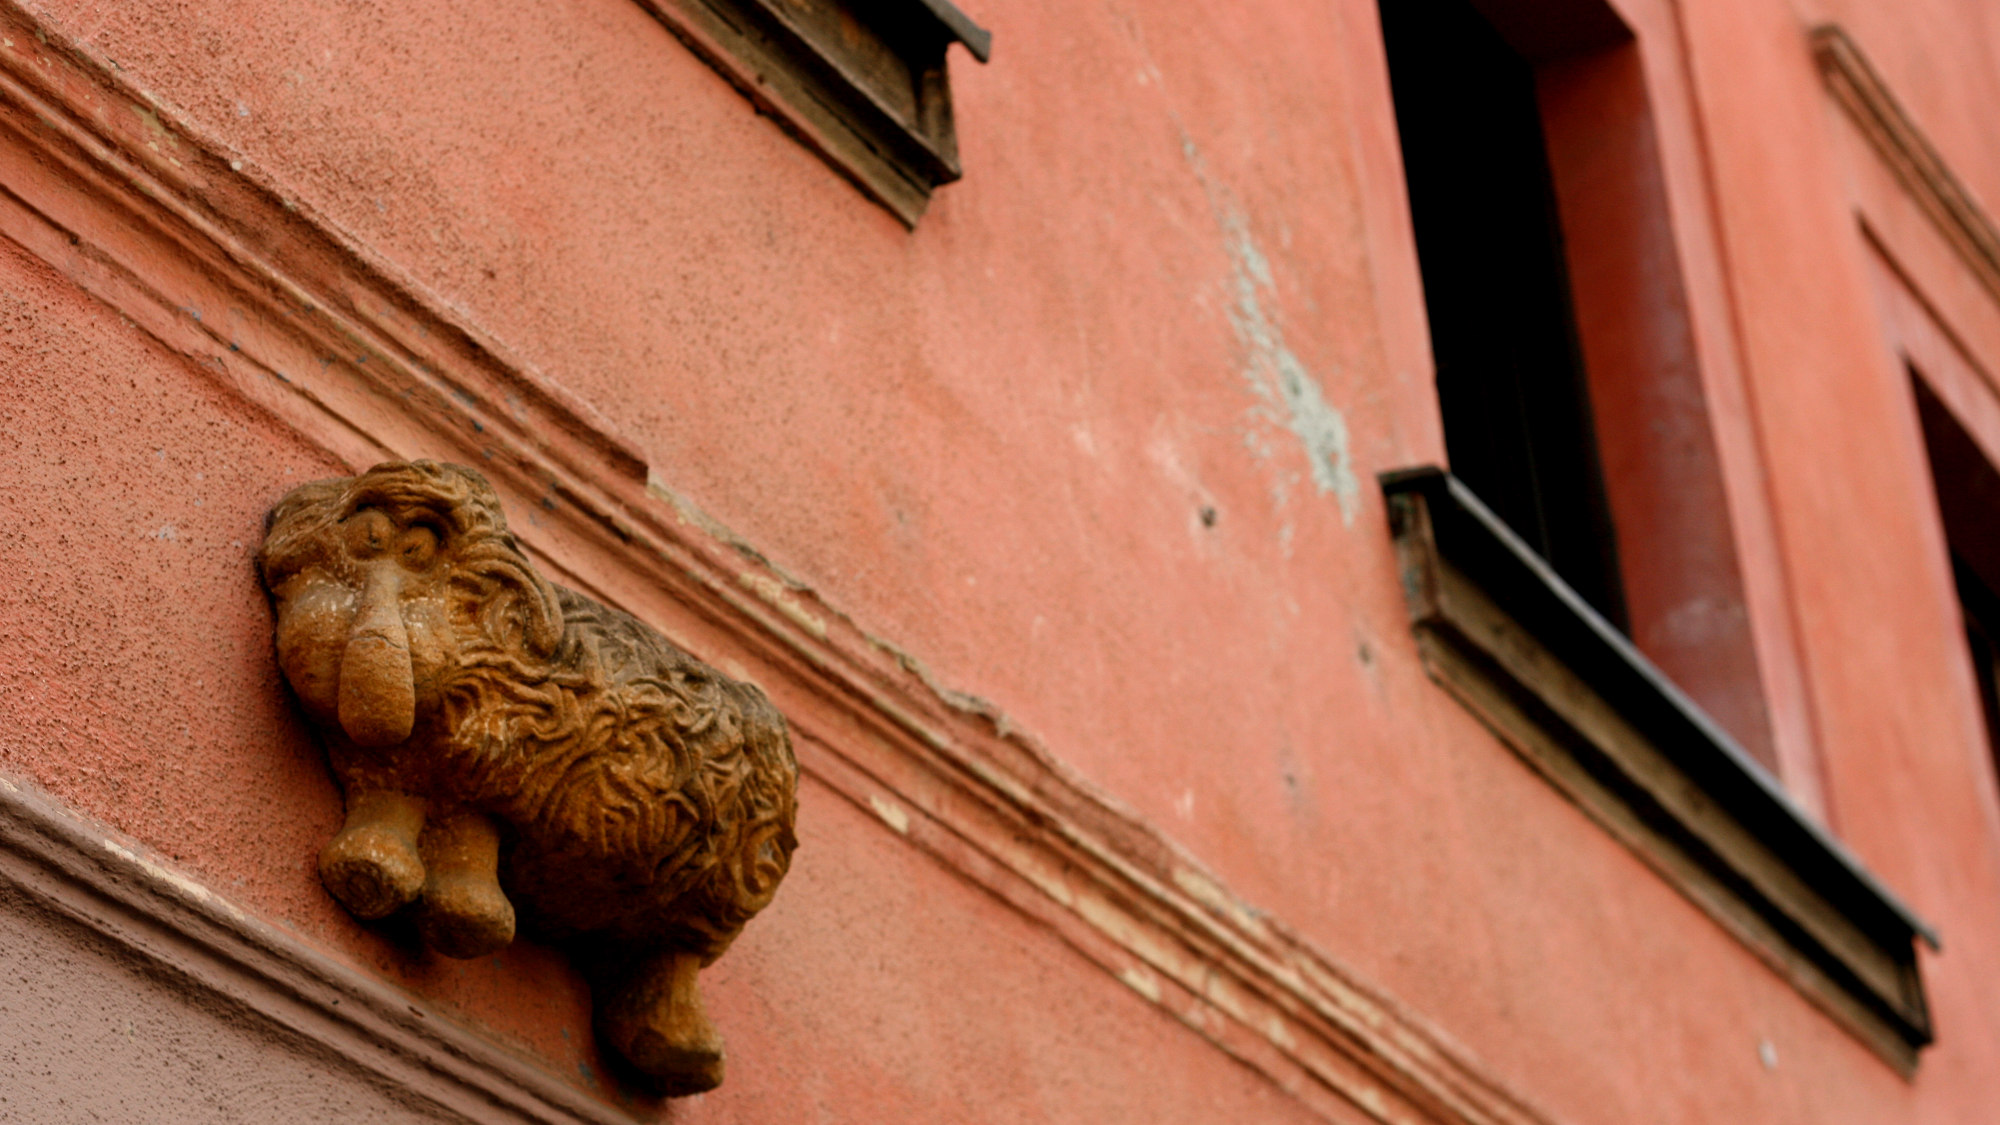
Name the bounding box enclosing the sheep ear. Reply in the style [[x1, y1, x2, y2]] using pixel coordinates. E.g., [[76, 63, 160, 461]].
[[516, 565, 565, 657], [464, 546, 565, 658]]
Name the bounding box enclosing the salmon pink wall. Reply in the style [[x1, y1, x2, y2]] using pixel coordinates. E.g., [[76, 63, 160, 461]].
[[2, 0, 1999, 1120]]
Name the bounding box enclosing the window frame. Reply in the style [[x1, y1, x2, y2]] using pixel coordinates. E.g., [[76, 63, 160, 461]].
[[1372, 0, 1938, 1072], [636, 0, 992, 226]]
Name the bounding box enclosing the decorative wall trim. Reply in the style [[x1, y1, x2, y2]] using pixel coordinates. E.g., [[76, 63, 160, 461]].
[[0, 8, 1551, 1125], [1813, 24, 2000, 309], [1380, 469, 1936, 1076], [0, 773, 646, 1125]]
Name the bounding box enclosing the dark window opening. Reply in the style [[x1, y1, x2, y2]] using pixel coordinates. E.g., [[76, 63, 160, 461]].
[[1954, 558, 2000, 770], [1913, 372, 2000, 777], [1378, 0, 1627, 628]]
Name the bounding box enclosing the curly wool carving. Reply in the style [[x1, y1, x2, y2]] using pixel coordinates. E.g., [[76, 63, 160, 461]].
[[258, 460, 799, 1095]]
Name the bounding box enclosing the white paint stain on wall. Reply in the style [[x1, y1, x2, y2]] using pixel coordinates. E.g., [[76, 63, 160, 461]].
[[1220, 207, 1361, 530], [1113, 14, 1359, 548], [1172, 129, 1360, 547]]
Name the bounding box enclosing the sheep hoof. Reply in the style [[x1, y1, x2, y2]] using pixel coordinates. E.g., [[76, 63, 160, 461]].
[[418, 874, 517, 959], [320, 825, 425, 919], [620, 1024, 725, 1098], [601, 951, 725, 1096]]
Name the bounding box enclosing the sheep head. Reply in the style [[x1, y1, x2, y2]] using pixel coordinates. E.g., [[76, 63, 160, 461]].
[[259, 460, 563, 750]]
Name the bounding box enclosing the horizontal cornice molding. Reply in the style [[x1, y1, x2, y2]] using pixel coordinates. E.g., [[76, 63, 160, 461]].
[[0, 8, 1554, 1125], [1814, 24, 2000, 310], [0, 773, 645, 1125]]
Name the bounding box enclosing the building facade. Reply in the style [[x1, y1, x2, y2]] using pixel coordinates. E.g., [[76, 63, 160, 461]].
[[2, 0, 2000, 1120]]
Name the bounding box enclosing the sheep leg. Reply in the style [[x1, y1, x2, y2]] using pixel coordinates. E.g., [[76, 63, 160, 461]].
[[416, 809, 516, 959], [320, 789, 428, 919], [598, 949, 725, 1096]]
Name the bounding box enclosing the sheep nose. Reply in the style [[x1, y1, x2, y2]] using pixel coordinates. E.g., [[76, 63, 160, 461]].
[[337, 565, 416, 748]]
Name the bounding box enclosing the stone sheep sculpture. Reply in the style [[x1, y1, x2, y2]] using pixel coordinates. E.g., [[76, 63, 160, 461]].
[[257, 460, 799, 1095]]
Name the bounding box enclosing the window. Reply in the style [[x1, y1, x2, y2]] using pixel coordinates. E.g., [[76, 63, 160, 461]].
[[1955, 558, 2000, 766], [1374, 0, 1935, 1071], [1380, 0, 1780, 765], [1912, 374, 2000, 777], [1379, 0, 1625, 626], [637, 0, 992, 226]]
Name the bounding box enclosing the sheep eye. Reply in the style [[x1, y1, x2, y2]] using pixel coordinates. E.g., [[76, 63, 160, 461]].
[[344, 509, 395, 559], [398, 525, 439, 570]]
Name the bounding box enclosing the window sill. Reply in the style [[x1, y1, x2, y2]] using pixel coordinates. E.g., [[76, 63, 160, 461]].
[[636, 0, 991, 227], [1381, 467, 1937, 1074]]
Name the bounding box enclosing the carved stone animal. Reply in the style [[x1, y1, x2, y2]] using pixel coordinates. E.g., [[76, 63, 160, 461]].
[[258, 460, 798, 1095]]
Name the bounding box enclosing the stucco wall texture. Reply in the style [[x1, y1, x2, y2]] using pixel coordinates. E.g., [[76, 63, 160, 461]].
[[2, 0, 1999, 1121]]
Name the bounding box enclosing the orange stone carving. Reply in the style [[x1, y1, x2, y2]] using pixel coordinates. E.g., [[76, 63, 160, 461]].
[[258, 461, 799, 1095]]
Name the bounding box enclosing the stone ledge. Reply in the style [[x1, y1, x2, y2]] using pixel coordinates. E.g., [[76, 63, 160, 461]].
[[1381, 467, 1936, 1076]]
